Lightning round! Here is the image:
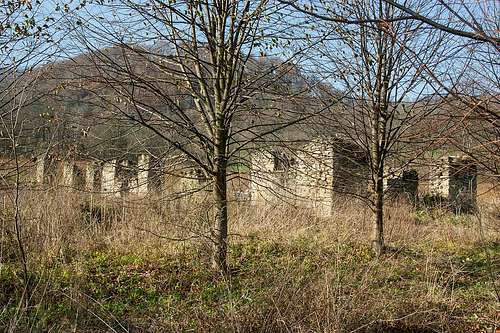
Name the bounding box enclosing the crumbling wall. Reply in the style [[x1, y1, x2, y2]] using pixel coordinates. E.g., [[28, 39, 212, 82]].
[[295, 142, 334, 216], [148, 155, 166, 193], [250, 150, 297, 205], [61, 160, 75, 187], [430, 156, 477, 212], [85, 161, 102, 192], [34, 154, 154, 196], [331, 146, 369, 196], [384, 169, 419, 203], [131, 154, 149, 195], [101, 160, 117, 194], [249, 140, 370, 217], [249, 142, 336, 216], [35, 153, 60, 185], [57, 158, 87, 190], [159, 153, 212, 201], [100, 156, 147, 197], [35, 155, 45, 184], [115, 159, 132, 194]]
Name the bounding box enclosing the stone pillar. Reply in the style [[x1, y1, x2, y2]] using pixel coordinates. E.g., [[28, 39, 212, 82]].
[[101, 160, 117, 194], [74, 164, 86, 190], [148, 156, 164, 193], [430, 156, 477, 213], [85, 162, 96, 191], [84, 162, 103, 192], [449, 157, 477, 212], [61, 160, 75, 187], [430, 161, 449, 198], [116, 159, 131, 196], [35, 156, 45, 184], [136, 154, 149, 195]]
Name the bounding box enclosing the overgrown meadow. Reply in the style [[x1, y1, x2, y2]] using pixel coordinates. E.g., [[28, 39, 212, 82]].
[[1, 189, 499, 332]]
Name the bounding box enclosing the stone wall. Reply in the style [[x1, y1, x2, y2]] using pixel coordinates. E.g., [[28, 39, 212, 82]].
[[35, 153, 60, 185], [35, 155, 45, 184], [330, 142, 369, 196], [61, 160, 87, 190], [249, 140, 369, 217], [28, 149, 479, 215], [147, 155, 166, 192], [295, 142, 334, 216], [35, 149, 483, 215], [430, 156, 477, 212], [101, 160, 117, 194], [34, 154, 154, 197], [85, 161, 102, 192], [134, 154, 149, 195], [384, 169, 419, 204], [249, 150, 298, 205]]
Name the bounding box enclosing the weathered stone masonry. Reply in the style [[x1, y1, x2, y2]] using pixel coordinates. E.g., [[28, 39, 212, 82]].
[[384, 169, 419, 204], [31, 148, 477, 215], [430, 156, 477, 212], [35, 154, 153, 197], [249, 144, 478, 216], [250, 140, 369, 216]]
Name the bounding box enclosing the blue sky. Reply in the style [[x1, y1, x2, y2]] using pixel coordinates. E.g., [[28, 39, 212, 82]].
[[9, 0, 498, 100]]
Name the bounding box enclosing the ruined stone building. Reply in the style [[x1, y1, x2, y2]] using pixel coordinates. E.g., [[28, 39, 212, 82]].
[[249, 140, 465, 216], [383, 169, 419, 204], [250, 139, 369, 216], [430, 156, 477, 212], [28, 144, 478, 216], [33, 151, 212, 199], [35, 153, 158, 197]]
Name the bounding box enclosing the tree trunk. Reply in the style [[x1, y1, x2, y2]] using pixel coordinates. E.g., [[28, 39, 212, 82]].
[[212, 168, 228, 272], [212, 117, 228, 272], [372, 175, 385, 256]]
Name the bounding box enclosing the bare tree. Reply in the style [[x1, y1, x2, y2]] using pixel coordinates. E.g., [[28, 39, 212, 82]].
[[280, 0, 499, 45], [0, 0, 64, 305], [57, 0, 318, 272], [377, 1, 499, 183], [287, 0, 452, 255], [382, 0, 499, 45]]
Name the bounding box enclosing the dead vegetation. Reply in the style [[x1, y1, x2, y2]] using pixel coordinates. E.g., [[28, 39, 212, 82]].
[[0, 189, 498, 332]]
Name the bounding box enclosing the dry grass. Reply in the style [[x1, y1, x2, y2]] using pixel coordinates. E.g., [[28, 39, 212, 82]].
[[0, 188, 498, 332]]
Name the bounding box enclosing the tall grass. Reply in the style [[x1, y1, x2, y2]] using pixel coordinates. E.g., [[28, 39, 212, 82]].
[[0, 188, 498, 332]]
